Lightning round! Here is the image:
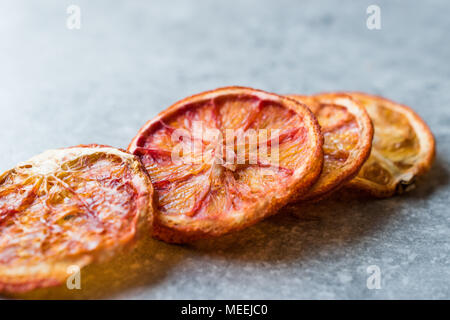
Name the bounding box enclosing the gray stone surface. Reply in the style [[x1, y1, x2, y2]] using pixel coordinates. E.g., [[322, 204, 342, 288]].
[[0, 0, 449, 299]]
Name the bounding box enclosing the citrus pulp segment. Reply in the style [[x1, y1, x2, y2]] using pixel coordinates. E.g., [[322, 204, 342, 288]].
[[287, 93, 373, 201], [344, 92, 435, 197], [0, 145, 153, 293], [129, 87, 324, 243]]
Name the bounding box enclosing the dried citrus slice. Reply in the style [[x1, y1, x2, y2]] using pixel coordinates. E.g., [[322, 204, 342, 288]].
[[344, 92, 435, 197], [287, 93, 373, 201], [0, 145, 153, 293], [128, 87, 323, 243]]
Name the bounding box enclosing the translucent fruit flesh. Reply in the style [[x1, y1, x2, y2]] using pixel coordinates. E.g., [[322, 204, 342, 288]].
[[129, 87, 323, 243], [0, 145, 152, 293], [345, 93, 435, 197], [288, 94, 373, 201]]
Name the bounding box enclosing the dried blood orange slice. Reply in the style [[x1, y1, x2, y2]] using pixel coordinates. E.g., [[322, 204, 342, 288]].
[[0, 145, 152, 293], [128, 87, 323, 243], [344, 92, 435, 197], [287, 94, 373, 201]]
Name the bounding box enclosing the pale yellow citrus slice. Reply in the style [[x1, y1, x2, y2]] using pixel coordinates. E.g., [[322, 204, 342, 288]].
[[344, 92, 435, 197]]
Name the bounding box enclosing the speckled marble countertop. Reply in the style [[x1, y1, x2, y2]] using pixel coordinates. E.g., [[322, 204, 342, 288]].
[[1, 0, 449, 299]]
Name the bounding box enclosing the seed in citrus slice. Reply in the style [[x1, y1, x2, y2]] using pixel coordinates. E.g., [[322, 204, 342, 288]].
[[128, 87, 323, 243], [287, 94, 373, 201], [0, 145, 153, 293], [343, 92, 435, 197]]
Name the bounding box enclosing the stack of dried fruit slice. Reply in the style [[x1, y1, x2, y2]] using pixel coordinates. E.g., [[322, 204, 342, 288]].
[[0, 145, 153, 293], [0, 86, 436, 294], [287, 92, 435, 198]]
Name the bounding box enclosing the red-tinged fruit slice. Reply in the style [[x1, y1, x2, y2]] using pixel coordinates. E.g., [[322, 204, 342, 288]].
[[287, 93, 373, 201], [0, 145, 153, 293], [129, 87, 323, 243]]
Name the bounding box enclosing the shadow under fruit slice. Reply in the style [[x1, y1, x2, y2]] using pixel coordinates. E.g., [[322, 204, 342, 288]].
[[128, 86, 323, 243], [287, 93, 373, 201], [0, 145, 153, 293], [344, 92, 435, 197]]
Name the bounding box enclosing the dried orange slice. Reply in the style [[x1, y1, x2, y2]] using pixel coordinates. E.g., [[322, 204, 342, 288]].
[[344, 92, 435, 197], [0, 145, 153, 293], [128, 87, 323, 243], [287, 93, 373, 201]]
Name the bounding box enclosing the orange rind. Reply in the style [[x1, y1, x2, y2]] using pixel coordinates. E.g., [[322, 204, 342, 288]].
[[129, 87, 323, 243], [0, 145, 153, 293], [344, 92, 435, 197], [288, 93, 373, 201]]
